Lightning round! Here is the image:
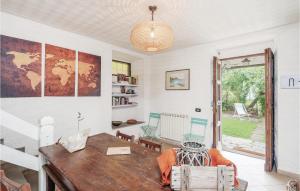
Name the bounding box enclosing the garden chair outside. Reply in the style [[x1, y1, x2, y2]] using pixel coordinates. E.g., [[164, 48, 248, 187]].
[[233, 103, 251, 120]]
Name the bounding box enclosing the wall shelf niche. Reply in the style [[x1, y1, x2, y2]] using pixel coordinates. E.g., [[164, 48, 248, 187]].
[[112, 93, 138, 97], [112, 83, 140, 87], [112, 103, 138, 109]]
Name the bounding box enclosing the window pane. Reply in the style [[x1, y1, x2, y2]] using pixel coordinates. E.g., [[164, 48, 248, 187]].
[[123, 64, 128, 74], [112, 60, 131, 76], [112, 62, 116, 74]]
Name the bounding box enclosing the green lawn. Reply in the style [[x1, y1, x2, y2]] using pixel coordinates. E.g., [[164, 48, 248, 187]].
[[222, 116, 257, 139]]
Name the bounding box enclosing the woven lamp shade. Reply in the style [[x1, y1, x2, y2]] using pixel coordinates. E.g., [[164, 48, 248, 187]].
[[130, 21, 174, 52]]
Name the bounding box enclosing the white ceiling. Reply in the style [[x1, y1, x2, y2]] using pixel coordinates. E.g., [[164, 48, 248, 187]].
[[1, 0, 299, 54]]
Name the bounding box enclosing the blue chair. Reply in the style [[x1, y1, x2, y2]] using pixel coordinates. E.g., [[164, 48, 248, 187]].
[[183, 117, 208, 143], [141, 112, 160, 138]]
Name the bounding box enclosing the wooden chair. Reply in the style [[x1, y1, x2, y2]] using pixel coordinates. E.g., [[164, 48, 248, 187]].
[[0, 170, 31, 191], [138, 138, 162, 152], [116, 130, 135, 142]]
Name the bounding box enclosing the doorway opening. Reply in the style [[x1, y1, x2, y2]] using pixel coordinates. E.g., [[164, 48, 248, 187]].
[[221, 54, 266, 158], [212, 49, 275, 172]]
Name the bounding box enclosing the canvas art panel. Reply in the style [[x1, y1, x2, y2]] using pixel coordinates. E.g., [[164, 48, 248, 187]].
[[45, 44, 75, 96], [78, 52, 101, 96], [1, 35, 42, 97], [166, 69, 190, 90]]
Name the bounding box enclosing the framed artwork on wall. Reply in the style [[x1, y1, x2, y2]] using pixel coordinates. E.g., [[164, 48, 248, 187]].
[[78, 51, 101, 96], [165, 69, 190, 90], [45, 44, 76, 96], [0, 35, 42, 97]]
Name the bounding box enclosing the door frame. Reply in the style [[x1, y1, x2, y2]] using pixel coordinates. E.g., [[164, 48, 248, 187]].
[[212, 49, 275, 171], [212, 57, 221, 148], [264, 48, 275, 172]]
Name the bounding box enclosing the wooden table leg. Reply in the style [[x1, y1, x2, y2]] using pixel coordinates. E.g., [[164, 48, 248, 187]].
[[46, 174, 55, 191]]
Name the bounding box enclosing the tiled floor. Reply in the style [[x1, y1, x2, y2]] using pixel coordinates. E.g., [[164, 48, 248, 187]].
[[223, 151, 292, 191]]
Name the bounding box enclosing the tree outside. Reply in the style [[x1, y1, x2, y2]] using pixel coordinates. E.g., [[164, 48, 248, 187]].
[[221, 65, 265, 155], [222, 66, 265, 116]]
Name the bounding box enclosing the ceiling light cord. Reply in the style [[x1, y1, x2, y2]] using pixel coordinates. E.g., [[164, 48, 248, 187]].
[[149, 6, 157, 21]]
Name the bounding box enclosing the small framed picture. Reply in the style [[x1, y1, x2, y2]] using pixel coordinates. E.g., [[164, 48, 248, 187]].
[[165, 69, 190, 90]]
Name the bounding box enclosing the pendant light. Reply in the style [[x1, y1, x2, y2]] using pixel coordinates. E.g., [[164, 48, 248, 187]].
[[130, 6, 174, 52]]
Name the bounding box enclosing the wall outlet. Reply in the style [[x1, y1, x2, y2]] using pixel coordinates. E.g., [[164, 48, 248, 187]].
[[195, 108, 201, 112]]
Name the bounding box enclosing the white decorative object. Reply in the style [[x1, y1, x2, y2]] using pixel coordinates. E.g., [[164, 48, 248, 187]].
[[119, 81, 129, 85], [112, 75, 118, 83], [59, 128, 90, 153], [280, 75, 300, 89], [77, 112, 84, 132], [40, 116, 55, 147], [287, 180, 298, 191], [176, 142, 210, 166], [106, 147, 131, 155]]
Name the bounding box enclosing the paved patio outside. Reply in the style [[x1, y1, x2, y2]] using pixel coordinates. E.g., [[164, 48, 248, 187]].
[[222, 114, 265, 156]]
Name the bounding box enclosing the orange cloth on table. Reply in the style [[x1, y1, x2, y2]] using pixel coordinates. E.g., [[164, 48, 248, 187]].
[[209, 148, 239, 187], [156, 148, 177, 185], [157, 148, 239, 187]]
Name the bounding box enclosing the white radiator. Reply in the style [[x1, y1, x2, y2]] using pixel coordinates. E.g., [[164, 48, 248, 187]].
[[160, 113, 189, 142]]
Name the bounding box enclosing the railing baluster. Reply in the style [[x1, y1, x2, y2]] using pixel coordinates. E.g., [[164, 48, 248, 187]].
[[39, 116, 55, 191]]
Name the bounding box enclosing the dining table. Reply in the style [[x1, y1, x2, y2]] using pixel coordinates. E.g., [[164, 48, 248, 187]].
[[39, 133, 166, 191]]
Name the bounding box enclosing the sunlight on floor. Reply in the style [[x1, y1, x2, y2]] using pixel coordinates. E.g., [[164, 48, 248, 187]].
[[222, 151, 291, 191]]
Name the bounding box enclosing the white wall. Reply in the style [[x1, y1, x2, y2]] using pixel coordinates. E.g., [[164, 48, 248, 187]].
[[274, 24, 300, 175], [0, 13, 147, 141], [150, 44, 216, 146], [149, 23, 300, 175]]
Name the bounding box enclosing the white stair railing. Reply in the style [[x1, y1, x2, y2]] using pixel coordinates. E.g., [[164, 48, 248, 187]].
[[39, 116, 55, 191], [0, 109, 55, 191], [0, 110, 39, 140], [0, 144, 40, 170]]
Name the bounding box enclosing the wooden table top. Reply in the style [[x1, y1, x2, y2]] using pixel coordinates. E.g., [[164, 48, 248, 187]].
[[39, 133, 163, 191]]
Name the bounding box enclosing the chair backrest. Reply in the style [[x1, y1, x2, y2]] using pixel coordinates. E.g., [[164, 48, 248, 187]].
[[148, 112, 160, 127], [190, 117, 208, 136], [234, 103, 248, 115], [138, 138, 162, 152], [116, 130, 135, 142]]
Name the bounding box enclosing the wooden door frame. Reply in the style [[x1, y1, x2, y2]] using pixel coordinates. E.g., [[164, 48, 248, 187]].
[[213, 50, 275, 172], [212, 57, 217, 148], [264, 48, 275, 172], [212, 57, 221, 148], [220, 53, 264, 61]]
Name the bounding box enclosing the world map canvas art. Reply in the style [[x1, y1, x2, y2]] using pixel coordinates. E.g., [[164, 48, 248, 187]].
[[45, 44, 75, 96], [78, 52, 101, 96], [1, 35, 42, 97]]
